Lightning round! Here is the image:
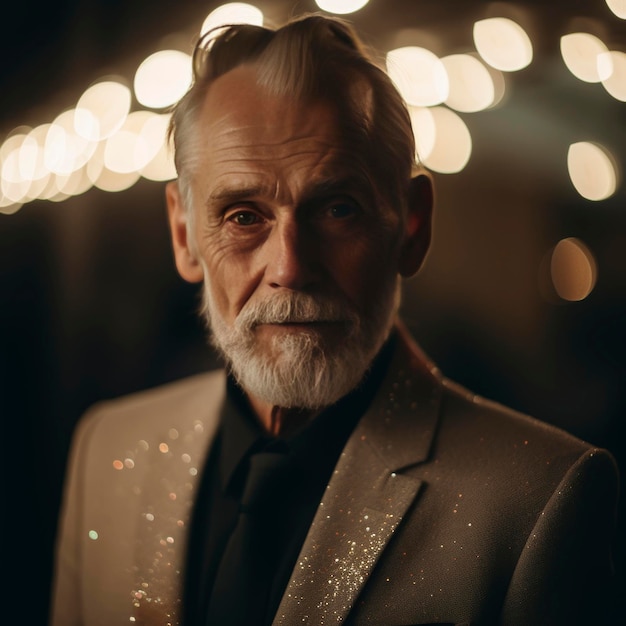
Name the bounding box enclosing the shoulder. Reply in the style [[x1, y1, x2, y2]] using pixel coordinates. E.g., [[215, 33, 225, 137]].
[[434, 376, 618, 502], [392, 322, 601, 461], [85, 369, 226, 420], [440, 376, 594, 455], [73, 369, 227, 452]]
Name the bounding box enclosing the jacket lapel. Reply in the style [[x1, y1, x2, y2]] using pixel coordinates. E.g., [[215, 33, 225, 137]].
[[273, 325, 442, 625], [131, 372, 225, 624]]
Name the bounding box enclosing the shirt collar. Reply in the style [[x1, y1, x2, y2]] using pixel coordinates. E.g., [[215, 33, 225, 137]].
[[218, 330, 398, 496]]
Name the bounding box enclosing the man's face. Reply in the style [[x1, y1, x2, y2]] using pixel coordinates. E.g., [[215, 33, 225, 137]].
[[168, 66, 415, 408]]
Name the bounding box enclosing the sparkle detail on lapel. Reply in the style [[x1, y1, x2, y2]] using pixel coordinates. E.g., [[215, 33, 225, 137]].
[[278, 506, 401, 624], [272, 330, 439, 624], [103, 418, 208, 625]]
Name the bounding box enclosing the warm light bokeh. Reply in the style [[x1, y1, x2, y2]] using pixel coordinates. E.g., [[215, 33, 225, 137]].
[[441, 54, 497, 112], [567, 142, 618, 201], [134, 50, 192, 109], [550, 238, 597, 302], [140, 114, 177, 181], [386, 46, 449, 107], [408, 106, 436, 163], [45, 109, 98, 176], [104, 111, 155, 174], [315, 0, 369, 14], [560, 33, 609, 83], [599, 51, 626, 101], [201, 2, 263, 36], [421, 106, 472, 174], [606, 0, 626, 19], [75, 81, 131, 141], [473, 17, 533, 72]]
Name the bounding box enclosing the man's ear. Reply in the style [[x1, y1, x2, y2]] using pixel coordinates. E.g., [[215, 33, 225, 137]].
[[398, 172, 434, 277], [165, 181, 204, 283]]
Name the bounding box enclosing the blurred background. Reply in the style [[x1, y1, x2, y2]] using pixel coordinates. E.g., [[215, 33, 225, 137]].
[[1, 0, 624, 622]]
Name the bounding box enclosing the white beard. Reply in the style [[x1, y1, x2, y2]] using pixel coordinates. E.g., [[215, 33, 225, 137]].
[[200, 279, 401, 409]]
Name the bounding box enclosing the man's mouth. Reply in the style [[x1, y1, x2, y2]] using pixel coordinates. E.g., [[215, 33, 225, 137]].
[[259, 319, 343, 327], [254, 319, 351, 331]]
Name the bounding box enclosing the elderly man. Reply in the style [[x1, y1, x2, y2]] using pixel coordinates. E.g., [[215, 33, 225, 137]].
[[50, 15, 619, 626]]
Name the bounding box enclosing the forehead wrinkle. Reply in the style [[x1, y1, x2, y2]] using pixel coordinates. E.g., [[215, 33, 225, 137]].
[[206, 136, 337, 163]]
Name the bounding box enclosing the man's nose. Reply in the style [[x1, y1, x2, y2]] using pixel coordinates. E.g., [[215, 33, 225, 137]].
[[264, 219, 317, 290]]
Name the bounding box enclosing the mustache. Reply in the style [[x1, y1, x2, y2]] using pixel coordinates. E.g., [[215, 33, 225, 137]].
[[235, 292, 359, 331]]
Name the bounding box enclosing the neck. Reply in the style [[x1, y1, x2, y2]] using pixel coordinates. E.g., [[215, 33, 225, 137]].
[[247, 394, 320, 437]]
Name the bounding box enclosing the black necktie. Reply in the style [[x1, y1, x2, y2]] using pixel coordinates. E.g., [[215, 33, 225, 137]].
[[205, 451, 293, 626]]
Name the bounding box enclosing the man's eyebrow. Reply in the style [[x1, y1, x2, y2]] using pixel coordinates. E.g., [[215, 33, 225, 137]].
[[301, 174, 373, 200], [204, 174, 374, 208], [205, 184, 272, 206]]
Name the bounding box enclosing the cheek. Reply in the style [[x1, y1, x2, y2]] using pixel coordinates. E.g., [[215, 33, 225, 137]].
[[198, 233, 263, 322], [329, 235, 399, 307]]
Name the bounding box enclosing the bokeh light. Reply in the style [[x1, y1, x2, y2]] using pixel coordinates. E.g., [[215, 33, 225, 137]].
[[1, 132, 28, 184], [23, 162, 52, 201], [18, 124, 57, 202], [599, 51, 626, 101], [94, 166, 141, 193], [57, 166, 93, 197], [386, 46, 449, 107], [606, 0, 626, 19], [315, 0, 369, 14], [421, 106, 472, 174], [134, 50, 192, 109], [550, 238, 597, 302], [1, 132, 31, 206], [408, 106, 436, 162], [201, 3, 263, 36], [0, 3, 623, 211], [45, 109, 97, 176], [567, 142, 618, 201], [140, 141, 177, 182], [104, 111, 155, 174], [473, 17, 533, 72], [560, 33, 609, 83], [0, 196, 22, 215], [75, 81, 131, 141], [441, 54, 499, 112], [139, 114, 177, 181], [87, 140, 140, 192]]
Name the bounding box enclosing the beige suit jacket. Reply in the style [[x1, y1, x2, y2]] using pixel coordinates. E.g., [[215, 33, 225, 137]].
[[50, 327, 620, 625]]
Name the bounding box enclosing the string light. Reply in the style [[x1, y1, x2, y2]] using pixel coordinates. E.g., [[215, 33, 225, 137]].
[[550, 238, 597, 302], [567, 142, 618, 201], [386, 46, 449, 107], [315, 0, 369, 14], [421, 106, 472, 174], [441, 54, 499, 112], [605, 0, 626, 19], [599, 51, 626, 101], [473, 17, 533, 72], [75, 81, 131, 141], [134, 51, 192, 109], [201, 3, 263, 36], [560, 33, 609, 83], [0, 3, 622, 214]]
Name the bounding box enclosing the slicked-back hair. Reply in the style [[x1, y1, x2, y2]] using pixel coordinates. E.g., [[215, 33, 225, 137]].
[[169, 14, 416, 221]]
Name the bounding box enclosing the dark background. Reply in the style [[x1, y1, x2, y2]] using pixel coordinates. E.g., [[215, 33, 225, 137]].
[[1, 1, 625, 623]]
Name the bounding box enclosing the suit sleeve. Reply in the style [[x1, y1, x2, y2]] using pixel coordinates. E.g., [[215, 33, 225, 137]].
[[48, 410, 101, 626], [501, 447, 621, 626]]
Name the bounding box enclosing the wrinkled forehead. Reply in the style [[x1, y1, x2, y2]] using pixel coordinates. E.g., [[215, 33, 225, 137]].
[[200, 68, 335, 143], [188, 64, 378, 178]]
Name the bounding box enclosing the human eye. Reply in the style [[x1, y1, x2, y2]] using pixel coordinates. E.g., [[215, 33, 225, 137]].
[[323, 197, 362, 220], [225, 208, 264, 227]]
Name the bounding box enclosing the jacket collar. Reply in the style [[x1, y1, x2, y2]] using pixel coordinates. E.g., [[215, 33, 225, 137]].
[[273, 321, 443, 625]]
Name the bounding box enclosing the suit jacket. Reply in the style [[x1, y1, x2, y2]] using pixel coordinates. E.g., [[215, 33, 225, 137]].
[[50, 325, 620, 625]]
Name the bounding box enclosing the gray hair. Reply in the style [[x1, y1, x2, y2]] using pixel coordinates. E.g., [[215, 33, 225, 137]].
[[169, 14, 416, 219]]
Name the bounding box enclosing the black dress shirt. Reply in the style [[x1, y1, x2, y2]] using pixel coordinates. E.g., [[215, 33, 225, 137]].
[[183, 333, 396, 626]]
